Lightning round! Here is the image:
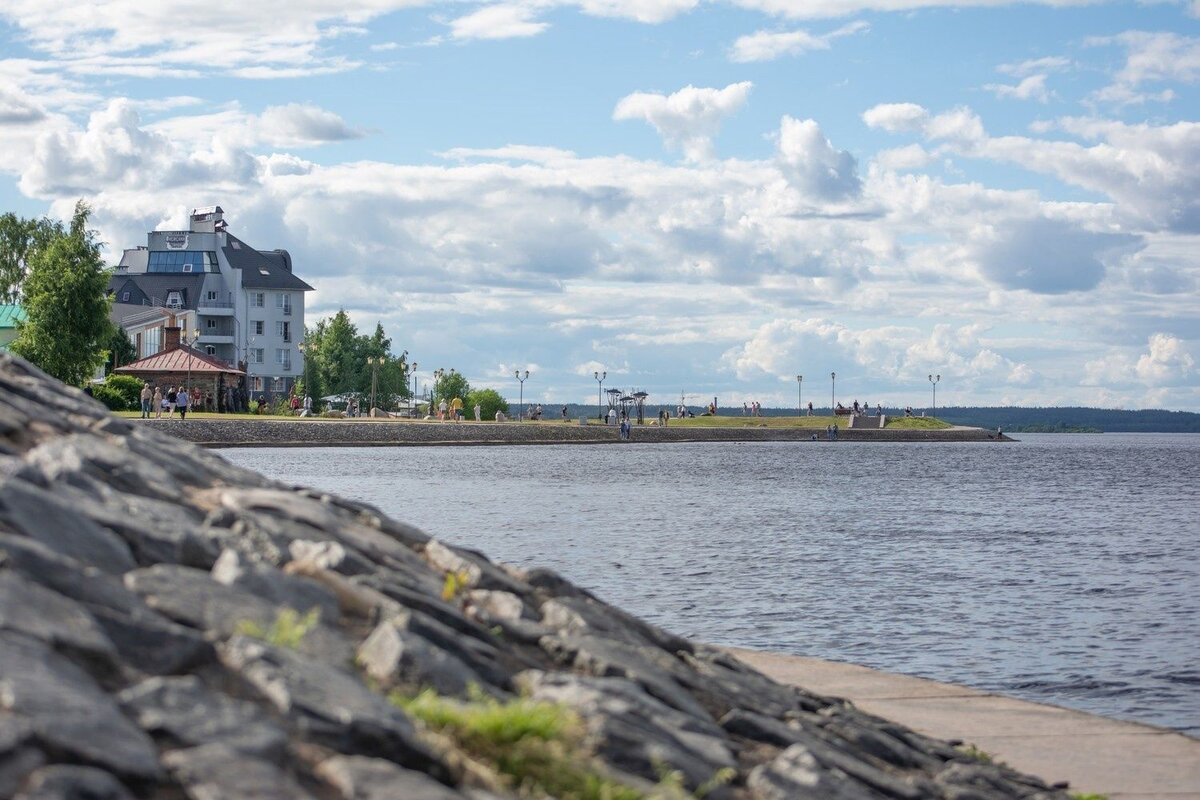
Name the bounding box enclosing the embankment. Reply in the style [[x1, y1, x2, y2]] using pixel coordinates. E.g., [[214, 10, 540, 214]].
[[140, 418, 1010, 447]]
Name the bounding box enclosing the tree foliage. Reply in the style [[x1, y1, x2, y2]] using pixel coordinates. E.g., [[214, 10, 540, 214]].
[[103, 320, 137, 371], [467, 388, 508, 421], [298, 310, 410, 410], [10, 201, 112, 386], [433, 369, 470, 407], [0, 212, 63, 303]]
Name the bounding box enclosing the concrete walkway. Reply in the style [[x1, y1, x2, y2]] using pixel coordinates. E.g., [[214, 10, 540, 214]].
[[726, 647, 1200, 800]]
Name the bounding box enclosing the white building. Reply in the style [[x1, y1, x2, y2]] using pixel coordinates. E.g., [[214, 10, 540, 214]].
[[108, 206, 312, 395]]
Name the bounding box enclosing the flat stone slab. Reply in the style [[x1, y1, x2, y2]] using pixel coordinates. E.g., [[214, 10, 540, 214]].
[[726, 646, 1200, 800]]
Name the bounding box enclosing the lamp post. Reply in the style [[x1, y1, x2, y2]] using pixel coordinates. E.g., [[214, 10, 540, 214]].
[[185, 329, 200, 395], [409, 361, 418, 415], [830, 371, 836, 413], [796, 374, 803, 417], [594, 370, 606, 421], [515, 369, 529, 421], [367, 356, 384, 414], [297, 339, 311, 413], [433, 368, 445, 417], [928, 373, 940, 413]]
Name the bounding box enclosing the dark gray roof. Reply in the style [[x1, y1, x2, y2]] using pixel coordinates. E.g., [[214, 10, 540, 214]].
[[222, 235, 313, 291], [107, 275, 205, 310]]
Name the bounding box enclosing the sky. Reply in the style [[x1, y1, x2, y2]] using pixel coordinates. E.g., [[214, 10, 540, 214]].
[[1, 1, 1198, 411]]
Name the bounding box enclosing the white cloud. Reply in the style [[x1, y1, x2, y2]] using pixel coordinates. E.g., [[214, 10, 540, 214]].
[[997, 55, 1071, 77], [862, 102, 928, 132], [1087, 30, 1200, 106], [727, 0, 1103, 19], [1136, 333, 1196, 383], [873, 144, 934, 171], [613, 81, 752, 161], [776, 116, 861, 201], [729, 20, 868, 63], [985, 74, 1052, 103], [449, 4, 550, 40]]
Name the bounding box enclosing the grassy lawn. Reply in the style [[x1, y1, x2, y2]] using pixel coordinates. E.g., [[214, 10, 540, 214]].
[[883, 416, 951, 429], [672, 415, 842, 428]]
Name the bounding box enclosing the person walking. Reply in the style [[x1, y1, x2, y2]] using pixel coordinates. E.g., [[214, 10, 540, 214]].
[[139, 383, 152, 419], [807, 401, 813, 417], [166, 387, 177, 418], [176, 386, 189, 420], [438, 398, 448, 421], [151, 386, 162, 419]]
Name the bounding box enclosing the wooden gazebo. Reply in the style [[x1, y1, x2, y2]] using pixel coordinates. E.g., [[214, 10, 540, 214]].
[[115, 328, 243, 411]]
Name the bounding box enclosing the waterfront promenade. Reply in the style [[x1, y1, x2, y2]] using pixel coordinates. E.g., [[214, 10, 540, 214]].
[[131, 417, 1010, 446], [729, 647, 1200, 800]]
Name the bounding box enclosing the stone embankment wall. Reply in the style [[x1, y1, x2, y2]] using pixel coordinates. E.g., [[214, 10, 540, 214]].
[[0, 352, 1047, 800], [149, 418, 1008, 447]]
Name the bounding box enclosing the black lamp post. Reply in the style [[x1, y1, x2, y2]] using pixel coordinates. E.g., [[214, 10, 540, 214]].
[[928, 373, 940, 413], [515, 369, 529, 420], [830, 371, 836, 413], [796, 374, 803, 417], [594, 370, 606, 422]]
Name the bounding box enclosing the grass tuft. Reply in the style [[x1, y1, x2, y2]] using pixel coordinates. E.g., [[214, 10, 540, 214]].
[[235, 607, 320, 649], [884, 416, 951, 429]]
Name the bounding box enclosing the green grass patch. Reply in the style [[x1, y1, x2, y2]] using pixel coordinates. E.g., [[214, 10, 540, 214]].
[[1070, 794, 1108, 800], [671, 415, 838, 429], [956, 743, 993, 763], [883, 416, 951, 429], [235, 608, 320, 649], [392, 688, 643, 800]]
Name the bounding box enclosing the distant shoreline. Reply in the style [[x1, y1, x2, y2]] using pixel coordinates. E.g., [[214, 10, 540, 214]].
[[134, 418, 1013, 447]]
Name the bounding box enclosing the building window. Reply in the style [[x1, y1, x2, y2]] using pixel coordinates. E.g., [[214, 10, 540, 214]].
[[206, 318, 217, 329], [165, 291, 182, 308], [120, 291, 130, 302], [273, 377, 286, 392], [148, 251, 217, 273], [276, 321, 291, 342], [207, 290, 217, 301], [250, 376, 263, 391], [250, 348, 264, 364], [276, 293, 292, 315], [251, 292, 265, 308], [252, 320, 264, 336], [143, 327, 162, 357], [205, 345, 216, 356], [275, 348, 291, 366]]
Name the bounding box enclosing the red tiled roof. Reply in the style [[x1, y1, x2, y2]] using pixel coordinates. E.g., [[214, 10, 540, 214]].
[[115, 345, 244, 375]]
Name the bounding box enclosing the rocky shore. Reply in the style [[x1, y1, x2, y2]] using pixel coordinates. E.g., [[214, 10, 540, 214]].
[[136, 418, 1010, 448], [1, 352, 1053, 800]]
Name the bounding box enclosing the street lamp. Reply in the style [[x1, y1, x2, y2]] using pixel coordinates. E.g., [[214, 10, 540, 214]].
[[796, 374, 803, 417], [297, 339, 312, 414], [433, 368, 445, 417], [830, 371, 836, 413], [367, 356, 384, 414], [928, 373, 941, 413], [185, 329, 200, 395], [515, 369, 529, 420], [409, 361, 418, 415], [594, 370, 606, 421]]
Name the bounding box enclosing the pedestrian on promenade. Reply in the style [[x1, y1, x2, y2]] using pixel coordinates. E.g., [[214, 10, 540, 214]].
[[607, 407, 617, 426], [140, 383, 152, 419], [807, 401, 813, 416], [177, 386, 189, 420], [438, 398, 448, 420], [561, 405, 568, 420], [151, 386, 162, 419], [166, 387, 177, 418]]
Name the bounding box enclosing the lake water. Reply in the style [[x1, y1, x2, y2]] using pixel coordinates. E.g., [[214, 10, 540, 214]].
[[219, 433, 1200, 734]]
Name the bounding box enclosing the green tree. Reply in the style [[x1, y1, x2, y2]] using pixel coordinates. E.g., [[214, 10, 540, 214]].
[[103, 320, 137, 372], [433, 369, 470, 409], [467, 388, 508, 421], [314, 309, 360, 395], [0, 212, 64, 303], [357, 323, 409, 410], [10, 201, 112, 385]]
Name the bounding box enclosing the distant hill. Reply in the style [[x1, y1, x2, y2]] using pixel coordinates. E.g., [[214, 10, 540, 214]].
[[542, 402, 1200, 433]]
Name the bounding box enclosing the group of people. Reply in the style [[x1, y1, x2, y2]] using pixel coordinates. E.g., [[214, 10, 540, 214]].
[[743, 401, 766, 417], [139, 383, 198, 420]]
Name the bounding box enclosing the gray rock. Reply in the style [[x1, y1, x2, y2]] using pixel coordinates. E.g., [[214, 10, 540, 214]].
[[220, 635, 447, 780], [316, 755, 465, 800], [424, 540, 530, 596], [163, 743, 316, 800], [118, 675, 288, 759], [540, 594, 693, 655], [0, 716, 45, 798], [0, 571, 117, 671], [465, 590, 532, 623], [0, 632, 160, 783], [0, 478, 135, 575], [88, 604, 214, 676], [520, 671, 735, 792], [749, 743, 889, 800], [13, 765, 134, 800], [211, 548, 341, 622], [22, 435, 187, 504], [0, 533, 138, 614], [357, 617, 496, 697]]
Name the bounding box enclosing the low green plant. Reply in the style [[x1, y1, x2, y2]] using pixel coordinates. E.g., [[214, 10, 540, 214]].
[[1070, 794, 1108, 800], [884, 416, 951, 429], [956, 743, 993, 763], [235, 607, 320, 649], [392, 688, 642, 799], [441, 569, 472, 602]]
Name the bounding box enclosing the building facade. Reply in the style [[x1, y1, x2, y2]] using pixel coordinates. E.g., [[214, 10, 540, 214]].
[[108, 207, 312, 395]]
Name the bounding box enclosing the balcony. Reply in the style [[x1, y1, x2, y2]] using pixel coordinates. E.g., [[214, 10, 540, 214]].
[[197, 333, 234, 345], [197, 299, 235, 316]]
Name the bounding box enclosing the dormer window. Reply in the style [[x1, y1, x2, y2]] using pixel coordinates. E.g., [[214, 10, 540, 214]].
[[121, 291, 130, 302], [165, 291, 182, 308]]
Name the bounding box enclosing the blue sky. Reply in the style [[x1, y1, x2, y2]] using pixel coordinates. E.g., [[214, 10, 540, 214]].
[[1, 0, 1198, 409]]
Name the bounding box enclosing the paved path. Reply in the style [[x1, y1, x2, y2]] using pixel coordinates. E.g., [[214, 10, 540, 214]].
[[726, 647, 1200, 800]]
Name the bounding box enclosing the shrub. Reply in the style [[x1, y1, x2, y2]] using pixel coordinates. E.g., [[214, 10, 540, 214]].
[[92, 384, 130, 411], [104, 374, 145, 409], [235, 608, 320, 649], [466, 388, 508, 421]]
